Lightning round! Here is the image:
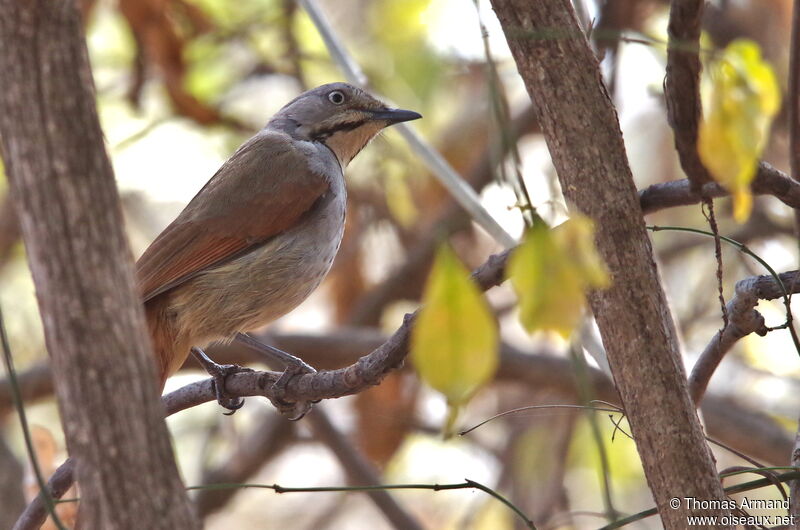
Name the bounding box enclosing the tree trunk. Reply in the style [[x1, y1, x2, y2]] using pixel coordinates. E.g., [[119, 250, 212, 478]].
[[0, 1, 198, 528], [489, 0, 730, 527]]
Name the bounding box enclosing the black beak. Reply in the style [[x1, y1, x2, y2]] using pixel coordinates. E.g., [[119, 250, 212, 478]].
[[369, 108, 422, 124]]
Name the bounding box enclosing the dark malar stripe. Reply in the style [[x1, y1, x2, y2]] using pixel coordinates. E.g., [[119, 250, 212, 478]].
[[310, 118, 369, 141]]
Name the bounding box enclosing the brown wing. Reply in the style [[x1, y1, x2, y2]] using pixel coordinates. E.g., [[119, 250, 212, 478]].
[[136, 131, 331, 301]]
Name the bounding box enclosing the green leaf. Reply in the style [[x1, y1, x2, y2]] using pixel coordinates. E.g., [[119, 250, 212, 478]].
[[508, 216, 610, 338], [411, 244, 499, 435], [698, 39, 780, 222]]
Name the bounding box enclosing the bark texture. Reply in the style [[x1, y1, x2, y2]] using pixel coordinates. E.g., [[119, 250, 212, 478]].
[[0, 1, 197, 528], [665, 0, 711, 189], [489, 0, 730, 527]]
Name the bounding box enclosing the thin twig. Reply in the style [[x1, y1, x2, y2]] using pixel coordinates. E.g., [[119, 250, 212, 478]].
[[648, 225, 800, 356], [16, 347, 795, 527], [723, 469, 787, 518], [188, 478, 536, 529], [702, 198, 729, 327], [706, 435, 769, 471], [649, 225, 800, 404], [459, 404, 623, 436], [658, 210, 793, 264], [49, 474, 535, 529]]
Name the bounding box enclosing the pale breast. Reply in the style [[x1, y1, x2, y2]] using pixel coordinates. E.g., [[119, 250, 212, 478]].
[[169, 151, 347, 345]]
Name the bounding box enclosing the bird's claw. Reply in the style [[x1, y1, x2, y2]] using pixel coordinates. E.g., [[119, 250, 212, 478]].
[[191, 347, 253, 415], [211, 364, 252, 415], [268, 360, 317, 421]]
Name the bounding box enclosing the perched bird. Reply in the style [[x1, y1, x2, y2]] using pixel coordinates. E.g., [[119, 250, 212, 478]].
[[136, 83, 421, 415]]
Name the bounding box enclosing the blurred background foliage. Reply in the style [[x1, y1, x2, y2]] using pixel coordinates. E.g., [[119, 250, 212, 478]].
[[3, 0, 800, 528]]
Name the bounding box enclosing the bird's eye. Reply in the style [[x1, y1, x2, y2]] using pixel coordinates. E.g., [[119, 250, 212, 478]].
[[328, 90, 345, 105]]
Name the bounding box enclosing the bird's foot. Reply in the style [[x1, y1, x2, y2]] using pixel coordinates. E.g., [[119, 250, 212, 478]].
[[233, 333, 318, 420], [191, 347, 254, 415], [269, 358, 318, 421]]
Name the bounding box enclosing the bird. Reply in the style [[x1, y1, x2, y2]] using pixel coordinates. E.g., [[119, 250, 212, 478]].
[[136, 82, 421, 416]]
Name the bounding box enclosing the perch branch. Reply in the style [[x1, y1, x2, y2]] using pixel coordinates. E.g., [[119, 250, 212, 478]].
[[13, 248, 510, 530]]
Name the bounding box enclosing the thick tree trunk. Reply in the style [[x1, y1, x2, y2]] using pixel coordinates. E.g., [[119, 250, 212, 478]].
[[0, 1, 197, 528], [489, 0, 730, 527]]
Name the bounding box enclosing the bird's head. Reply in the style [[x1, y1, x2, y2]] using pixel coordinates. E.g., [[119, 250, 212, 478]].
[[268, 82, 421, 167]]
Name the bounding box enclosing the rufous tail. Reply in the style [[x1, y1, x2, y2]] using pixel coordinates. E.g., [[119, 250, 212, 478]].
[[144, 296, 187, 391]]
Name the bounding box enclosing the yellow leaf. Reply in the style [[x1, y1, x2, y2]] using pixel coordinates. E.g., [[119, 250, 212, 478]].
[[508, 217, 610, 338], [698, 39, 780, 222], [411, 244, 499, 434], [553, 216, 611, 290]]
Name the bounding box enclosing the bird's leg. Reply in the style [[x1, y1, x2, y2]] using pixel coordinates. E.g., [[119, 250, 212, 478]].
[[191, 346, 253, 415], [234, 333, 317, 420], [235, 332, 316, 372]]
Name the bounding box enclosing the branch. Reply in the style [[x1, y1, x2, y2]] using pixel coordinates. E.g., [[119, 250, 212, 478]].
[[686, 272, 790, 404], [639, 180, 727, 213], [14, 248, 800, 526], [13, 248, 510, 529], [664, 0, 711, 190], [162, 249, 510, 414], [16, 342, 794, 529], [639, 162, 800, 214], [13, 458, 75, 530], [752, 162, 800, 208]]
